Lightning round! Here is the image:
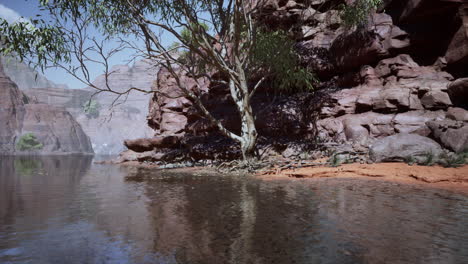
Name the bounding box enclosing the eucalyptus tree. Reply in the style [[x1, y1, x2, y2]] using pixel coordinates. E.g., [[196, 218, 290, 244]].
[[0, 0, 378, 160], [1, 0, 315, 160]]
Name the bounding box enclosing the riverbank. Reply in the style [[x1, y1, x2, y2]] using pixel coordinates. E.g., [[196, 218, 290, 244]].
[[260, 162, 468, 194], [114, 159, 468, 194]]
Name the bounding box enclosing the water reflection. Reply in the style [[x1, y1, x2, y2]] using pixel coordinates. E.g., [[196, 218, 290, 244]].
[[0, 156, 467, 264]]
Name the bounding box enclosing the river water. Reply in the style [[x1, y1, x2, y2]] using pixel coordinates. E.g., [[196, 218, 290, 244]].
[[0, 155, 467, 264]]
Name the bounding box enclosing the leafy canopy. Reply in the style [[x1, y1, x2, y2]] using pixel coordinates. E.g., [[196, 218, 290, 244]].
[[1, 0, 315, 93], [251, 29, 315, 91]]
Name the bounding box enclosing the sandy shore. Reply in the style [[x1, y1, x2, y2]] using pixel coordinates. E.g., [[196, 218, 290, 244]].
[[110, 159, 468, 193], [260, 163, 468, 194]]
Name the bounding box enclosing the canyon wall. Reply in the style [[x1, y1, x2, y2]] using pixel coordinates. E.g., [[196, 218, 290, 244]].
[[0, 61, 93, 155], [123, 0, 468, 163], [4, 58, 157, 155]]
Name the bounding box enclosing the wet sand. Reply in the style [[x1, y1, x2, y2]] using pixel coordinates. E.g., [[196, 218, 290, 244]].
[[261, 163, 468, 194]]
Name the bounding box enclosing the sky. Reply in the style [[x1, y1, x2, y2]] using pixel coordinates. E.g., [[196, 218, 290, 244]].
[[0, 0, 174, 89]]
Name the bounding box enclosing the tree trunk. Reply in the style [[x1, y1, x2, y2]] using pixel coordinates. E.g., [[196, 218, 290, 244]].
[[229, 77, 258, 160], [239, 102, 257, 160]]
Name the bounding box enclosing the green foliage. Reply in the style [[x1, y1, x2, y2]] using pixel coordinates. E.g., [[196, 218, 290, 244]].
[[404, 151, 468, 168], [16, 133, 43, 151], [180, 22, 209, 46], [172, 22, 210, 65], [404, 156, 417, 166], [340, 0, 383, 28], [0, 18, 70, 70], [420, 152, 435, 166], [251, 29, 316, 92], [328, 152, 342, 167], [438, 151, 468, 168], [83, 99, 101, 118]]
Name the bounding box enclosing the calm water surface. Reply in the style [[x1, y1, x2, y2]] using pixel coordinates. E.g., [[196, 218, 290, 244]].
[[0, 155, 467, 264]]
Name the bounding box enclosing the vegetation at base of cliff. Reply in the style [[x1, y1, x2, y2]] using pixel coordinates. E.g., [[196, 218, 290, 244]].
[[251, 29, 316, 92], [405, 151, 468, 168], [83, 99, 101, 119], [16, 133, 43, 151]]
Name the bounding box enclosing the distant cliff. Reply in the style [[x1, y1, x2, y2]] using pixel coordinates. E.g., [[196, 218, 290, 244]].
[[0, 61, 93, 155], [21, 60, 156, 155], [0, 56, 69, 89]]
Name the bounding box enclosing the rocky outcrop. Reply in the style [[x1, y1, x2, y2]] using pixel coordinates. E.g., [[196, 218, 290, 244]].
[[0, 61, 93, 155], [122, 0, 467, 164], [316, 54, 458, 146], [0, 64, 27, 153], [427, 120, 468, 153], [0, 56, 69, 89]]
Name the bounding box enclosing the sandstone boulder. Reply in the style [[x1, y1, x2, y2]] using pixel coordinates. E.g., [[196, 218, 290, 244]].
[[420, 91, 452, 110], [124, 136, 180, 153], [447, 107, 468, 122], [370, 133, 443, 162], [448, 78, 468, 107], [427, 120, 468, 153]]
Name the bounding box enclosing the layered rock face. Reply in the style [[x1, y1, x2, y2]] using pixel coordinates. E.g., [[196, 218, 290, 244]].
[[0, 62, 93, 155], [77, 60, 155, 154], [124, 0, 468, 162], [0, 56, 69, 89]]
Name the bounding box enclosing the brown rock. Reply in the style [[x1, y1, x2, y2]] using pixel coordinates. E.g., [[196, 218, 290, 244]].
[[124, 136, 181, 153], [420, 91, 452, 110], [331, 14, 409, 73], [447, 107, 468, 122], [427, 120, 468, 153], [0, 65, 27, 153], [448, 78, 468, 107], [445, 21, 468, 68], [393, 110, 446, 136], [370, 133, 443, 162]]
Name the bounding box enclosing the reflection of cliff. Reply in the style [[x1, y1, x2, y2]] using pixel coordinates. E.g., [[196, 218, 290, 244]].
[[0, 157, 157, 264], [312, 179, 468, 263], [124, 173, 468, 264], [1, 159, 467, 263], [0, 156, 92, 230]]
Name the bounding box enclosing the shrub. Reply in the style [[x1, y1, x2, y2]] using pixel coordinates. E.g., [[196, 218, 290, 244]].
[[420, 152, 435, 166], [438, 151, 468, 168], [83, 99, 101, 118], [16, 133, 43, 151]]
